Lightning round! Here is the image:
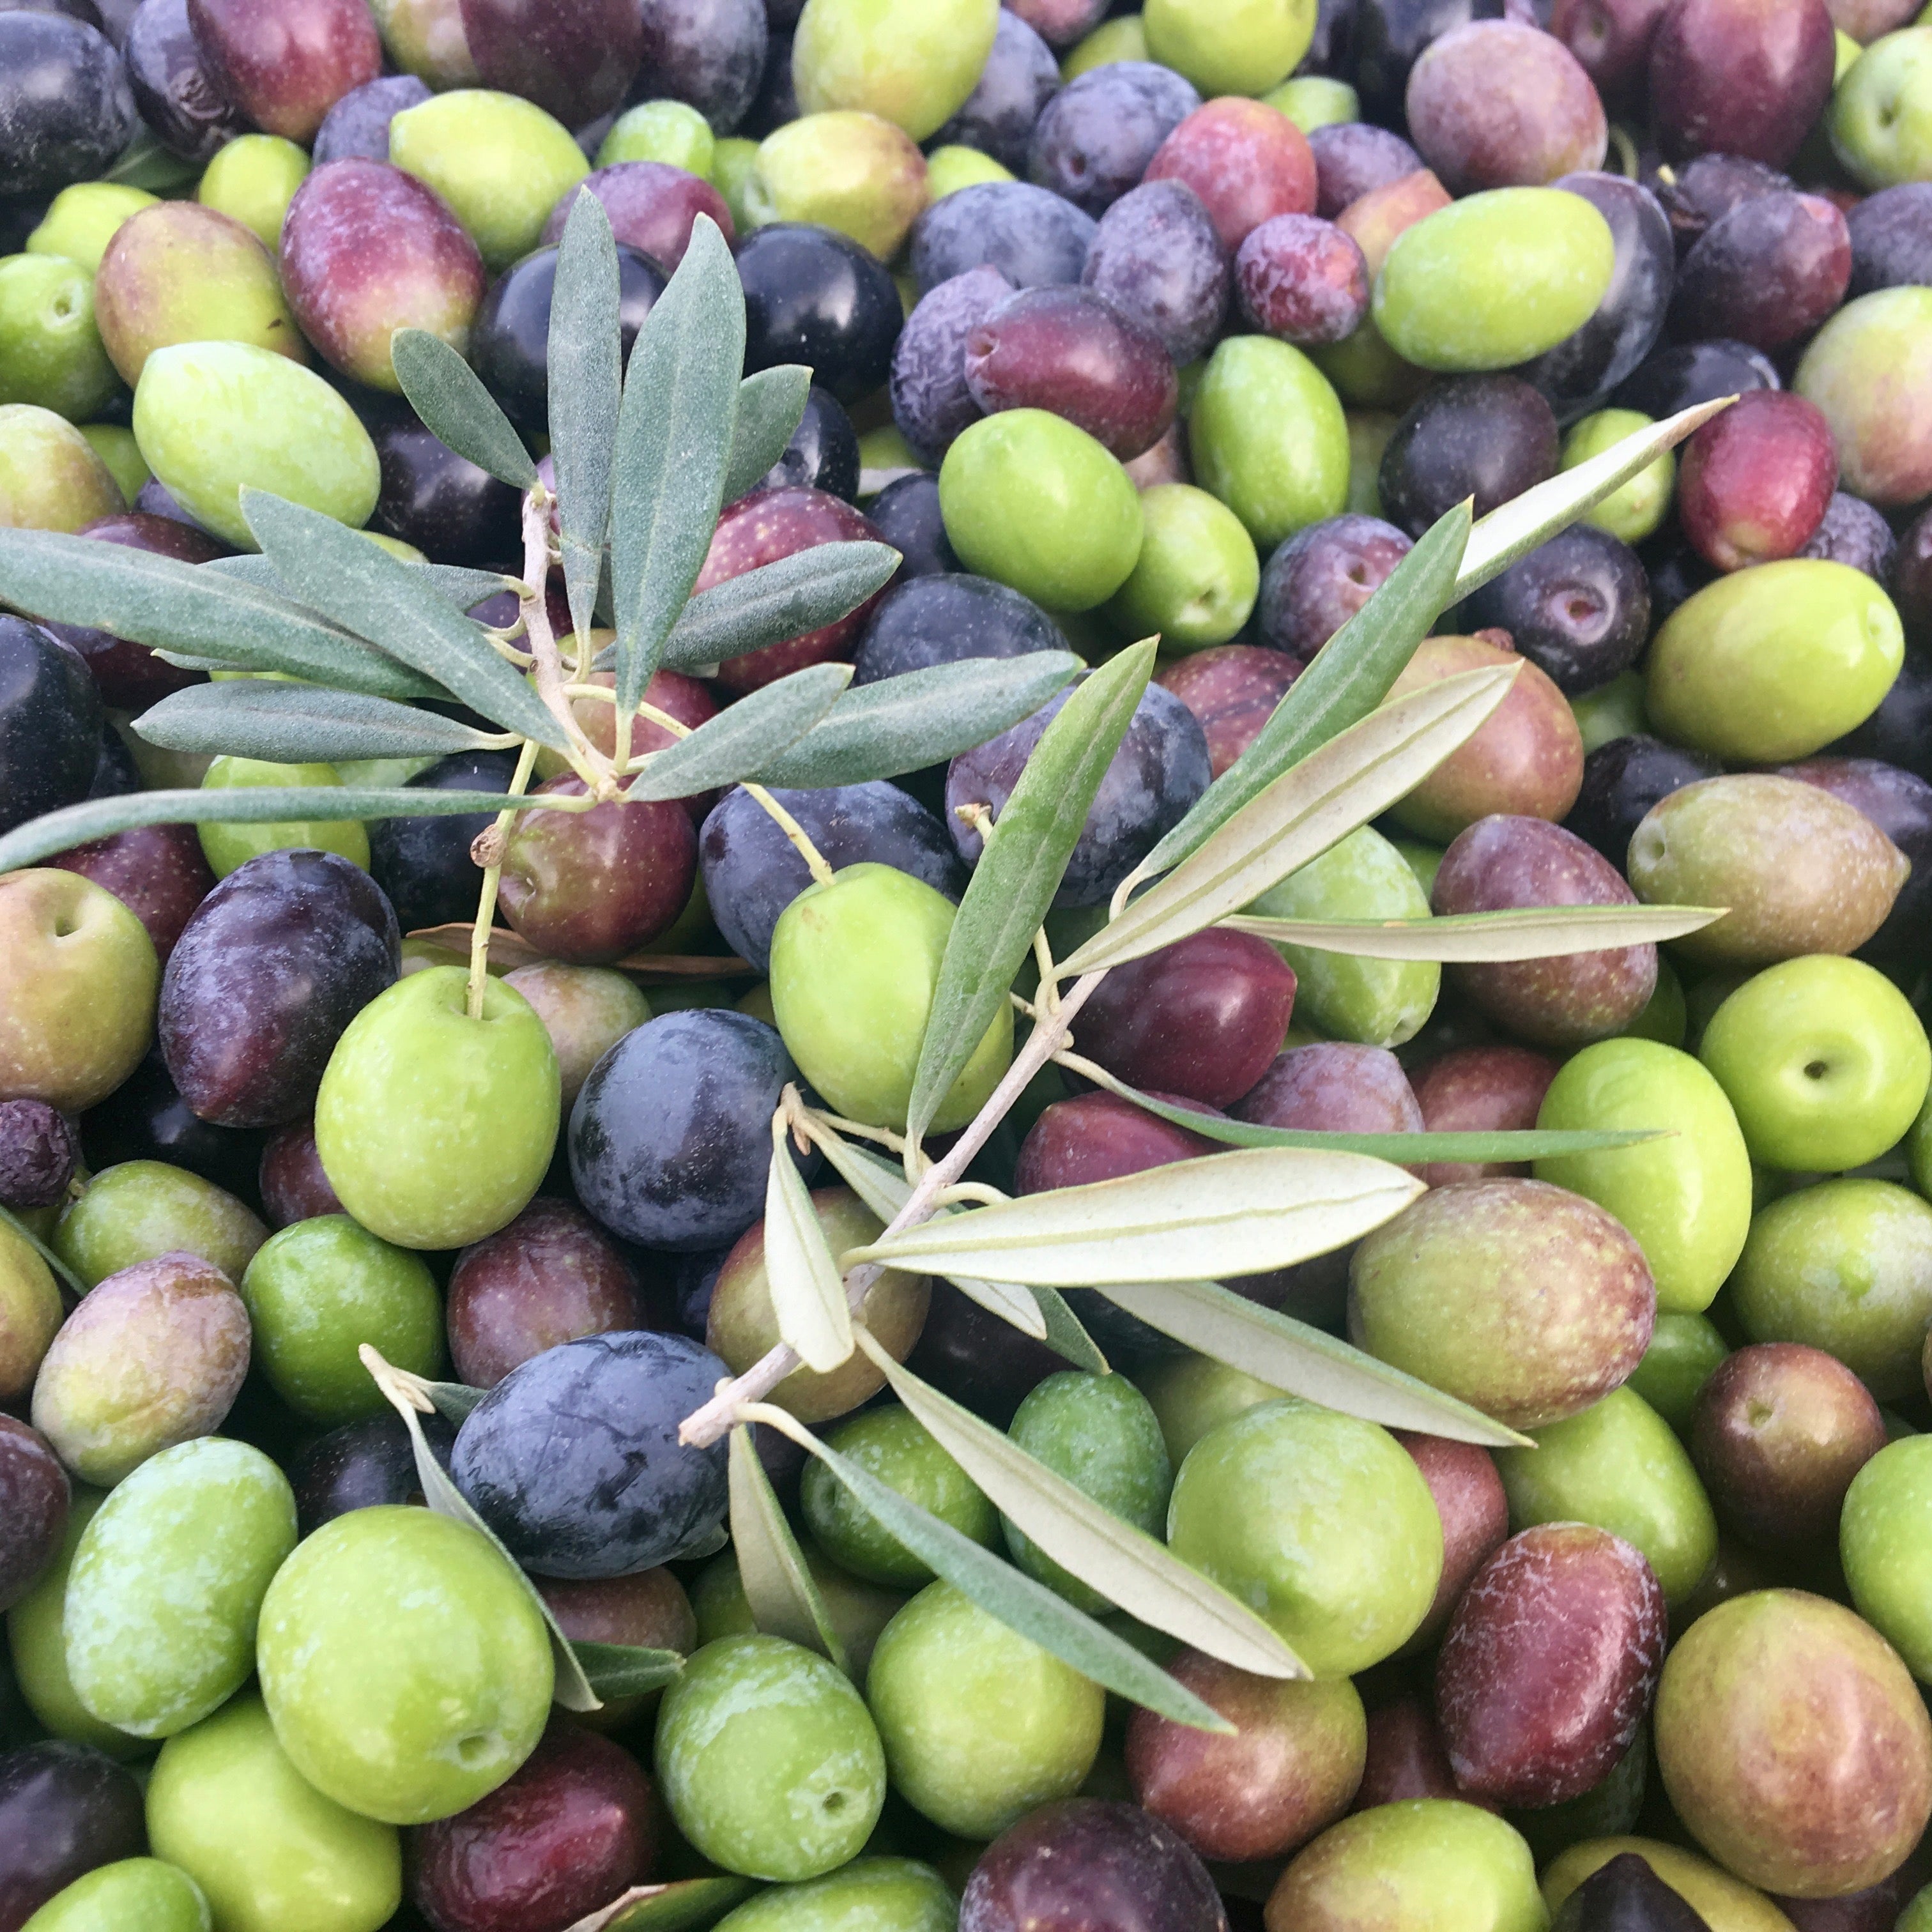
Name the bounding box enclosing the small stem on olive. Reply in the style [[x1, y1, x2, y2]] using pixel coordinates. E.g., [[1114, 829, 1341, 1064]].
[[743, 785, 834, 887], [466, 737, 538, 1020], [519, 487, 615, 793]]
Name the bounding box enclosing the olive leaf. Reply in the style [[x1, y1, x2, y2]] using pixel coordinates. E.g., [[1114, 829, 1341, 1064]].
[[571, 1641, 687, 1700], [131, 682, 507, 764], [610, 215, 744, 718], [1455, 397, 1731, 599], [549, 192, 624, 644], [907, 640, 1158, 1146], [1094, 1278, 1533, 1448], [1063, 1059, 1669, 1166], [652, 541, 903, 673], [0, 785, 524, 875], [0, 1202, 86, 1299], [392, 326, 540, 491], [103, 127, 201, 191], [0, 530, 444, 700], [760, 1110, 854, 1373], [1138, 503, 1469, 880], [860, 1336, 1307, 1678], [1034, 1286, 1110, 1374], [1219, 901, 1725, 958], [802, 1124, 1049, 1342], [360, 1345, 604, 1712], [625, 663, 854, 801], [722, 364, 813, 505], [567, 1877, 759, 1932], [420, 1381, 488, 1426], [748, 651, 1084, 789], [846, 1148, 1424, 1286], [1061, 665, 1519, 977], [728, 1425, 850, 1670], [204, 554, 514, 617], [241, 491, 569, 750], [745, 1402, 1233, 1733]]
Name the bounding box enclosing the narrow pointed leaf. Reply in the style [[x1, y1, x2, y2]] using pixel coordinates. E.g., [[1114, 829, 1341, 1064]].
[[572, 1878, 758, 1932], [1032, 1286, 1110, 1373], [0, 786, 523, 875], [1062, 666, 1519, 977], [908, 640, 1157, 1144], [1220, 901, 1724, 959], [626, 663, 852, 801], [803, 1126, 1049, 1341], [749, 1406, 1232, 1732], [1065, 1060, 1668, 1165], [750, 651, 1083, 788], [728, 1425, 848, 1668], [422, 1381, 487, 1425], [0, 530, 443, 700], [132, 682, 503, 763], [721, 364, 813, 505], [550, 192, 624, 645], [206, 553, 515, 617], [761, 1116, 854, 1373], [571, 1641, 686, 1699], [654, 542, 903, 671], [848, 1148, 1424, 1286], [362, 1347, 603, 1711], [392, 327, 539, 489], [1096, 1278, 1533, 1448], [611, 215, 744, 713], [866, 1342, 1306, 1677], [1456, 397, 1730, 599], [243, 492, 567, 748], [1139, 505, 1469, 878]]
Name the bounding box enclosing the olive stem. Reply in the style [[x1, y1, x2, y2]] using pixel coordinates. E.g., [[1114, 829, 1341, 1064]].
[[742, 785, 835, 886], [678, 970, 1106, 1447], [465, 736, 539, 1020], [519, 486, 616, 795]]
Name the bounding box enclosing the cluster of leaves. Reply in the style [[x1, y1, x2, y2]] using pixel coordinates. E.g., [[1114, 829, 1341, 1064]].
[[0, 194, 1726, 1745]]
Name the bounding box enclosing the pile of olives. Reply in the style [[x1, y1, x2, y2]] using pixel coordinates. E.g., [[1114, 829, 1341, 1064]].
[[6, 0, 1932, 1928]]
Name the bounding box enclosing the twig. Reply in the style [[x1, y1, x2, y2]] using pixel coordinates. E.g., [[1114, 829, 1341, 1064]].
[[466, 737, 538, 1020], [519, 487, 615, 795]]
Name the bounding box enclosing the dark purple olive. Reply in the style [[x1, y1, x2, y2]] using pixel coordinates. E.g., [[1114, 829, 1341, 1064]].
[[366, 749, 521, 935], [86, 725, 139, 801], [1257, 513, 1413, 661], [960, 1798, 1226, 1932], [0, 1417, 68, 1614], [1378, 376, 1560, 539], [0, 1100, 79, 1211], [905, 1276, 1064, 1426], [1612, 336, 1778, 418], [371, 417, 521, 569], [1800, 493, 1897, 583], [934, 7, 1059, 173], [1639, 526, 1719, 624], [1027, 60, 1200, 218], [123, 0, 245, 162], [459, 0, 641, 126], [1354, 0, 1506, 125], [739, 24, 795, 138], [289, 1409, 455, 1538], [1310, 122, 1422, 218], [258, 1117, 342, 1227], [1648, 151, 1790, 255], [1827, 648, 1932, 782], [1551, 1851, 1716, 1930], [0, 12, 136, 197], [754, 383, 858, 501], [43, 512, 225, 710], [0, 617, 102, 838], [1647, 0, 1836, 169], [1515, 173, 1675, 420], [158, 848, 401, 1129], [864, 473, 958, 579], [310, 71, 430, 165], [0, 1743, 146, 1930], [891, 266, 1013, 465], [1463, 526, 1650, 696], [82, 1048, 266, 1204], [631, 0, 767, 134], [854, 572, 1066, 685], [737, 222, 902, 404], [1846, 182, 1932, 298], [1894, 509, 1932, 645], [1667, 190, 1850, 351], [912, 180, 1098, 299], [1563, 734, 1720, 870], [1079, 178, 1230, 366]]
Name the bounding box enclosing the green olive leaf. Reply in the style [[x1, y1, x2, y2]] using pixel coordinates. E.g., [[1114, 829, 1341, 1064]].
[[1031, 1287, 1110, 1374], [1138, 503, 1469, 878], [421, 1381, 488, 1426], [1095, 1278, 1533, 1448], [1061, 665, 1519, 977], [1219, 901, 1725, 958], [721, 365, 813, 505], [359, 1345, 604, 1712], [611, 215, 744, 716], [862, 1337, 1308, 1678], [1061, 1059, 1669, 1166], [204, 553, 514, 617], [847, 1148, 1423, 1286], [392, 326, 540, 491], [760, 1110, 854, 1373], [549, 191, 624, 645], [569, 1876, 760, 1932], [102, 126, 201, 191], [569, 1641, 687, 1699], [728, 1425, 850, 1671], [1455, 397, 1731, 599], [800, 1123, 1049, 1342], [0, 785, 522, 875], [907, 640, 1157, 1145], [745, 1403, 1233, 1733], [625, 663, 853, 802], [649, 541, 903, 673], [131, 682, 506, 764], [0, 530, 444, 700], [748, 651, 1083, 790], [241, 491, 569, 749]]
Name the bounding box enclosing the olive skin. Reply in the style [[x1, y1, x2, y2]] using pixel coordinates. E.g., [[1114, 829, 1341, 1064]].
[[0, 13, 137, 199], [0, 618, 102, 839], [737, 222, 903, 404]]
